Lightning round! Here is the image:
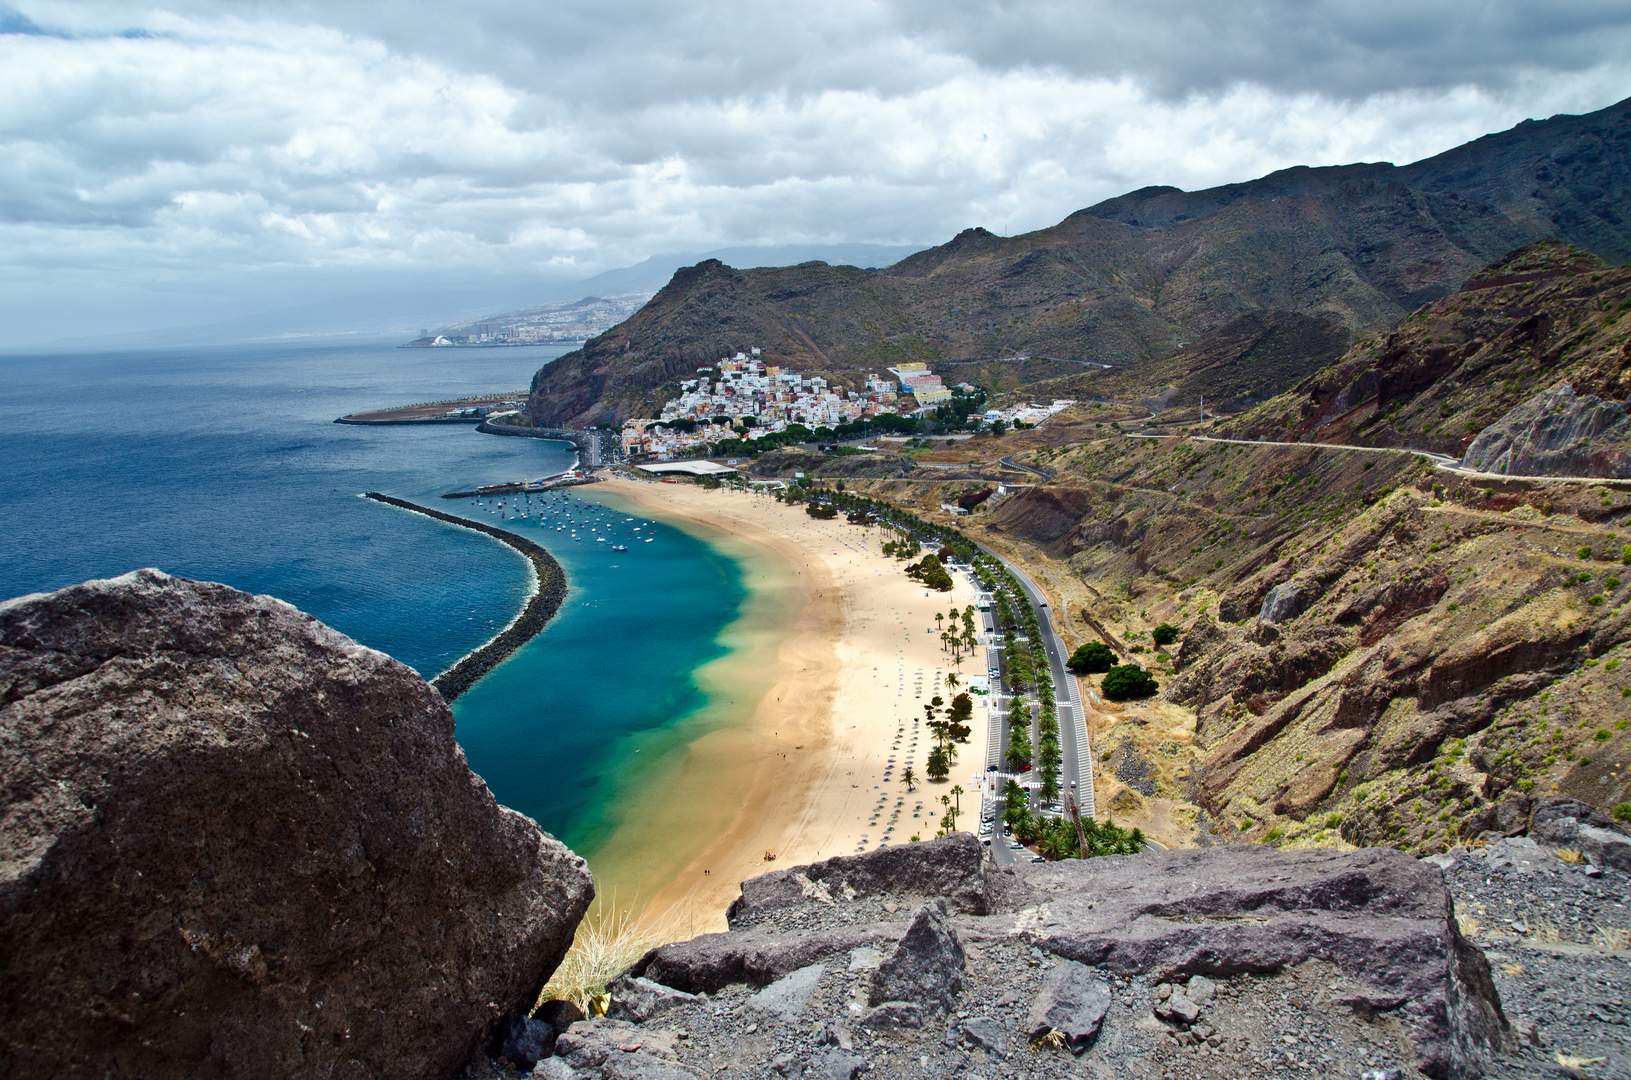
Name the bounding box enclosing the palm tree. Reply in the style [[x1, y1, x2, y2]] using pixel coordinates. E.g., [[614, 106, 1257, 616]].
[[945, 672, 960, 691], [950, 784, 964, 815], [935, 612, 944, 630], [900, 767, 917, 792]]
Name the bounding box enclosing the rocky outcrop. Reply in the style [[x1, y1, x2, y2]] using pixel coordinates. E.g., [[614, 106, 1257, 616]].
[[0, 570, 594, 1080], [726, 830, 990, 927], [607, 836, 1508, 1080], [1527, 797, 1631, 871], [1008, 845, 1506, 1080], [1461, 383, 1631, 478]]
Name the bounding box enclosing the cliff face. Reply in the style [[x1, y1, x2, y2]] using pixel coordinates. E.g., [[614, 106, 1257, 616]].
[[0, 570, 594, 1080], [527, 96, 1631, 428]]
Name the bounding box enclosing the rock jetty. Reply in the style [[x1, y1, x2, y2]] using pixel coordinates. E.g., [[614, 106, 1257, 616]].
[[0, 569, 593, 1080], [364, 492, 568, 701]]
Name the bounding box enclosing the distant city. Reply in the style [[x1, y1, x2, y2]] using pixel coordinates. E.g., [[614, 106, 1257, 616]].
[[405, 293, 654, 347]]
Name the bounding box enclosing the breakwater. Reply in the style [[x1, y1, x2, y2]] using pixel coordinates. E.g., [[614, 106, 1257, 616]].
[[362, 492, 567, 702], [441, 476, 600, 499]]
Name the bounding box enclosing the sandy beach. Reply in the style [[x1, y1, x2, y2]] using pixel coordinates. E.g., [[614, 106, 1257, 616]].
[[582, 477, 988, 935]]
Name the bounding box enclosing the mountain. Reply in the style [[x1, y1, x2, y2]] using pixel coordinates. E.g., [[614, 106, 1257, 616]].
[[1219, 241, 1631, 477], [526, 95, 1631, 428]]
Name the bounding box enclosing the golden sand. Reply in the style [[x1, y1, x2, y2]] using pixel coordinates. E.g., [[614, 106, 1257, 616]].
[[579, 478, 988, 935]]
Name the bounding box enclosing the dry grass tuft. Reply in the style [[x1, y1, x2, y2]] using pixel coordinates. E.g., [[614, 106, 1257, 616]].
[[1456, 913, 1481, 938], [1555, 847, 1586, 865], [536, 892, 681, 1016], [1527, 919, 1564, 944], [1500, 962, 1525, 976], [1593, 925, 1631, 952]]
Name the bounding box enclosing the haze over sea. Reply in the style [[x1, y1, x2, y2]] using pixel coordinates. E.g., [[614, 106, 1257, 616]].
[[0, 338, 764, 870]]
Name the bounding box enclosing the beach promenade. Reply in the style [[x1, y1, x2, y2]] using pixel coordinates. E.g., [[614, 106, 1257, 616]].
[[593, 478, 988, 933]]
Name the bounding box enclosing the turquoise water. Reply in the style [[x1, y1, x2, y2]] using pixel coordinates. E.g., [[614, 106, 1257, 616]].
[[0, 339, 751, 852]]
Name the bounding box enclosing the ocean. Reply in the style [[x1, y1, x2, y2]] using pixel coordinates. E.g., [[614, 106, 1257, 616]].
[[0, 338, 757, 863]]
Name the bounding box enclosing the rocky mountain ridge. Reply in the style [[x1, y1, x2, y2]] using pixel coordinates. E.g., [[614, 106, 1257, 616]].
[[523, 96, 1631, 428], [1220, 241, 1631, 477]]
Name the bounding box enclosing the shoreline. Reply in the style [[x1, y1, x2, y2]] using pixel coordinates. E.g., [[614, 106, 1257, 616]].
[[577, 478, 986, 934], [362, 492, 567, 702]]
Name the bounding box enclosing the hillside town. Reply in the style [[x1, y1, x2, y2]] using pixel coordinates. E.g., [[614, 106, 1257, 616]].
[[618, 350, 1075, 460]]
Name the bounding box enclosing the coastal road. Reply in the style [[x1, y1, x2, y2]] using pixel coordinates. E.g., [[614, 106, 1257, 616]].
[[997, 455, 1053, 481], [1124, 430, 1631, 486], [969, 543, 1095, 825]]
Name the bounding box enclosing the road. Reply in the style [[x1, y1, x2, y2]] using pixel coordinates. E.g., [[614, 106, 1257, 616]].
[[998, 455, 1053, 480], [1124, 430, 1630, 486], [964, 542, 1094, 868]]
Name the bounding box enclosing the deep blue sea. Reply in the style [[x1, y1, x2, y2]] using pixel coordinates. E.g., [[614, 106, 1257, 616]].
[[0, 338, 748, 856]]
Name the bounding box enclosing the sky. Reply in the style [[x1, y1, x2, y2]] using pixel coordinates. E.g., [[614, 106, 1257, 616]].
[[3, 1, 1630, 344]]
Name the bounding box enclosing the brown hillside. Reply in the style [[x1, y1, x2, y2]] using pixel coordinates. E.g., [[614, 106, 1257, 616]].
[[1219, 241, 1631, 476], [803, 424, 1631, 855]]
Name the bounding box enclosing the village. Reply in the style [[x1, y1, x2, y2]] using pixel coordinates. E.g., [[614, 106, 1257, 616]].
[[619, 351, 1076, 460]]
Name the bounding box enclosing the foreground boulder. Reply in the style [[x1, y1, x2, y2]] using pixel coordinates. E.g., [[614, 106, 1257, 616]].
[[0, 570, 594, 1080], [618, 836, 1507, 1080]]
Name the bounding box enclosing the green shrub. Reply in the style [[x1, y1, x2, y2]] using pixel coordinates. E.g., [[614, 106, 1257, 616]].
[[1101, 664, 1159, 701], [1262, 827, 1285, 844], [1579, 546, 1593, 560], [1151, 623, 1180, 646], [1607, 577, 1622, 590], [1623, 544, 1631, 565], [1067, 641, 1117, 674], [1614, 803, 1631, 823], [1595, 729, 1612, 741], [1517, 780, 1535, 792]]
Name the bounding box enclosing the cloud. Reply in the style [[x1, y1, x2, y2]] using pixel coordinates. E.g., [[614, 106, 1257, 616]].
[[1, 0, 1628, 341]]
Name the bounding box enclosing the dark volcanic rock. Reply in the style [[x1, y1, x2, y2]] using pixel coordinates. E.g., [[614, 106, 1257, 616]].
[[606, 974, 700, 1023], [1024, 960, 1112, 1053], [867, 899, 965, 1012], [496, 1013, 555, 1070], [1528, 796, 1631, 870], [0, 570, 594, 1080], [726, 832, 988, 928], [1007, 844, 1507, 1079], [633, 922, 904, 994]]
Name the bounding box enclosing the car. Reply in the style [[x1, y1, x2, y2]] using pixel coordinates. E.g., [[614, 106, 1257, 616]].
[[1030, 856, 1047, 863], [981, 838, 991, 846], [986, 764, 999, 772], [1008, 841, 1023, 850]]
